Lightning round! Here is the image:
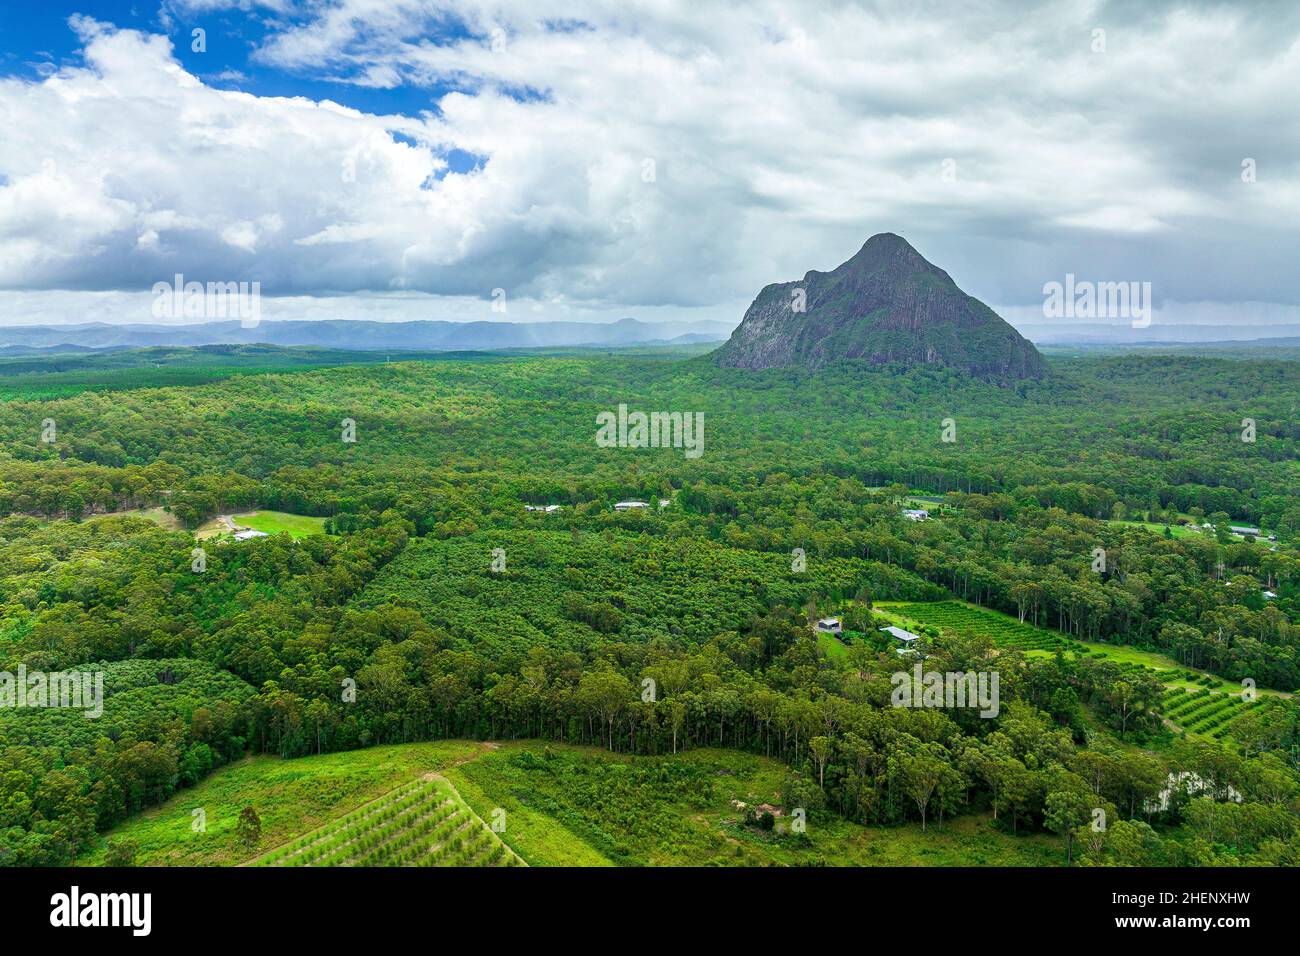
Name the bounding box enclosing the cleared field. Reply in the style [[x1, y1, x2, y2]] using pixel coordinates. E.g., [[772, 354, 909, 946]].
[[233, 510, 327, 538], [79, 741, 488, 866], [82, 740, 1061, 867], [250, 776, 522, 867], [445, 742, 1061, 867], [194, 510, 327, 541], [817, 631, 849, 659], [877, 601, 1086, 655], [879, 600, 1234, 683], [1106, 519, 1203, 540], [876, 600, 1292, 744], [193, 516, 229, 540]]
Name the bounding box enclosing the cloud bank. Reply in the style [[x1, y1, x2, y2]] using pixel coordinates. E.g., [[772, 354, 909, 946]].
[[0, 1, 1297, 329]]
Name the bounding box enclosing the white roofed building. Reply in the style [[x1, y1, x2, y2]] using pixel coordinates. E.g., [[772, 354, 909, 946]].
[[881, 625, 922, 644]]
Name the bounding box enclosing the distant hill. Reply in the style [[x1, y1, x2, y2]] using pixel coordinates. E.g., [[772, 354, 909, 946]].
[[1039, 337, 1300, 361], [714, 233, 1046, 382], [0, 316, 733, 352], [1013, 323, 1300, 345]]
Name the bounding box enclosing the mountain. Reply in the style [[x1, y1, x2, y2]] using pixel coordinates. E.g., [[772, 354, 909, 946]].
[[0, 317, 734, 352], [713, 233, 1046, 381]]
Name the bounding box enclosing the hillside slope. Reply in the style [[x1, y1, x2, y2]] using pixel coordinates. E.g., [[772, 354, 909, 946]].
[[714, 233, 1046, 382]]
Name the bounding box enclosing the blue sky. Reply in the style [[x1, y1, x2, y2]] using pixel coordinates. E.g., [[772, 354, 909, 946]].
[[0, 1, 1297, 333], [0, 1, 484, 173], [2, 1, 434, 111]]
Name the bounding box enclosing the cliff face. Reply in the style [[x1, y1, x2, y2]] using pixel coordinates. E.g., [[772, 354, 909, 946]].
[[713, 233, 1046, 382]]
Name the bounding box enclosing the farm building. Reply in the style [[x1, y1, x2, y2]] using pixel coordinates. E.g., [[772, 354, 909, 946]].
[[232, 529, 269, 541], [614, 500, 650, 510], [881, 624, 922, 654], [815, 617, 842, 634]]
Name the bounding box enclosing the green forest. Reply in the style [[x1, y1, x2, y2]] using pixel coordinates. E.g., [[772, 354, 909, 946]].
[[0, 344, 1296, 866]]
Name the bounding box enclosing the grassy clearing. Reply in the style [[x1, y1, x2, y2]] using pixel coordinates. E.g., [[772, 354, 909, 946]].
[[80, 741, 486, 866], [1106, 519, 1202, 540], [232, 510, 327, 538], [446, 742, 1061, 867], [874, 599, 1257, 689], [872, 600, 1292, 744], [193, 510, 327, 541], [82, 739, 1063, 867], [193, 516, 228, 540], [817, 631, 849, 659]]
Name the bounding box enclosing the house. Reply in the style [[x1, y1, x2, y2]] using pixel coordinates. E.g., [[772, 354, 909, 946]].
[[903, 508, 930, 521], [525, 504, 562, 513], [614, 500, 649, 510], [232, 529, 268, 541], [1263, 590, 1278, 600], [881, 624, 922, 654], [815, 617, 842, 634], [658, 499, 671, 509]]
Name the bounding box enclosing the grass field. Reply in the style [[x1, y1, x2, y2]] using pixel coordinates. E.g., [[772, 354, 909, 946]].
[[873, 600, 1292, 744], [82, 740, 1062, 867], [877, 599, 1292, 694], [194, 510, 327, 541], [233, 511, 327, 538], [817, 631, 849, 659], [1106, 519, 1203, 540], [80, 741, 488, 866], [445, 742, 1061, 867], [877, 600, 1205, 677]]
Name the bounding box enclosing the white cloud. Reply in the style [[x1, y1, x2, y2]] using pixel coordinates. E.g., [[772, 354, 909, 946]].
[[0, 1, 1297, 325]]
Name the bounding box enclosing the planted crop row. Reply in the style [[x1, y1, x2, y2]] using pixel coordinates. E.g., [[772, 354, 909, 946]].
[[1156, 686, 1273, 741], [251, 777, 521, 868], [254, 779, 441, 867], [891, 602, 1082, 653]]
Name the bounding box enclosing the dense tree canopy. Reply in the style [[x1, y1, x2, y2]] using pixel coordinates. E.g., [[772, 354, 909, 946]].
[[0, 346, 1296, 866]]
